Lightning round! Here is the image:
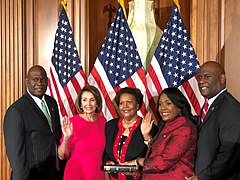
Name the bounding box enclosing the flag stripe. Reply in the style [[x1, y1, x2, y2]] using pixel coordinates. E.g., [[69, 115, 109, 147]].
[[124, 70, 147, 116], [48, 7, 86, 118], [146, 3, 204, 119], [49, 68, 69, 116], [63, 83, 76, 115], [88, 3, 149, 120], [181, 76, 202, 114], [146, 87, 159, 120], [89, 64, 118, 119]]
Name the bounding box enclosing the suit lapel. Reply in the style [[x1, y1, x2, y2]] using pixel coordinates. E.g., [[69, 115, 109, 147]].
[[25, 93, 54, 132], [199, 91, 227, 128]]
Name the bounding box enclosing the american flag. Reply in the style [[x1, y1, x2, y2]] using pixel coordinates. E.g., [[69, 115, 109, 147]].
[[146, 3, 204, 118], [48, 7, 87, 117], [88, 3, 148, 120]]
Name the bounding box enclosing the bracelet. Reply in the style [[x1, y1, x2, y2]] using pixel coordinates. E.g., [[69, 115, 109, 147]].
[[144, 135, 152, 141], [144, 137, 152, 145]]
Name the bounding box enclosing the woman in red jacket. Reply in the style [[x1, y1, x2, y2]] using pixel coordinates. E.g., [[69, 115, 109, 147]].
[[124, 87, 198, 179]]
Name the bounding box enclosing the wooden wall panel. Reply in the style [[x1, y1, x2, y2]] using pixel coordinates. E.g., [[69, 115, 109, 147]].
[[88, 0, 190, 73], [191, 0, 223, 65], [24, 0, 84, 76], [24, 0, 34, 75], [35, 1, 56, 73], [88, 0, 117, 73], [1, 0, 240, 179], [190, 0, 204, 64], [191, 0, 240, 101], [224, 0, 240, 100], [32, 0, 61, 76], [0, 0, 23, 179], [205, 0, 222, 61]]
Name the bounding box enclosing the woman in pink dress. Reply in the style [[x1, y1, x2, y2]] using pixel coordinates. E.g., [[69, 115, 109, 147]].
[[58, 85, 106, 180]]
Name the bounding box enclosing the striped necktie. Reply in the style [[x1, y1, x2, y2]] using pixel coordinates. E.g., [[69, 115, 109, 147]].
[[41, 100, 52, 131], [201, 100, 209, 122]]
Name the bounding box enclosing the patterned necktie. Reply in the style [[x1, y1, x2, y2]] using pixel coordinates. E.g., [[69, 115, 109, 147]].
[[201, 100, 209, 122], [41, 100, 52, 131]]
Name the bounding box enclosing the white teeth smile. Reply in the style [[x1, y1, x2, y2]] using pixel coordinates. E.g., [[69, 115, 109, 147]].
[[162, 112, 170, 116], [201, 87, 207, 90]]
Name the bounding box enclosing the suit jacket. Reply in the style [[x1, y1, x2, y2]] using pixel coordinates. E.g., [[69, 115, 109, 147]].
[[195, 90, 240, 180], [4, 92, 62, 180], [142, 116, 197, 180]]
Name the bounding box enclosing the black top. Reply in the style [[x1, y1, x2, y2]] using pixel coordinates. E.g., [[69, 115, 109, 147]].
[[103, 117, 158, 179]]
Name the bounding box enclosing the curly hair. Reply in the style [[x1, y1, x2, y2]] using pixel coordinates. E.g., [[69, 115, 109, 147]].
[[114, 87, 143, 110]]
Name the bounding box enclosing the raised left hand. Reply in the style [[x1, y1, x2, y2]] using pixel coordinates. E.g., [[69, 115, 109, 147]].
[[141, 112, 154, 139]]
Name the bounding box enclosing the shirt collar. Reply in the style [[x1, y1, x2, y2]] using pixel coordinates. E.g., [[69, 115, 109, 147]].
[[27, 89, 45, 108], [207, 88, 226, 108]]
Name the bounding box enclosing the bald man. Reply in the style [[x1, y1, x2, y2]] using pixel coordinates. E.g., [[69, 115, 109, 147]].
[[4, 65, 63, 180], [186, 61, 240, 180]]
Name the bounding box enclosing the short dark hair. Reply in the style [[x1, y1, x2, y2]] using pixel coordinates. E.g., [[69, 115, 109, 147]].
[[75, 85, 102, 114], [114, 87, 143, 110], [157, 87, 196, 123]]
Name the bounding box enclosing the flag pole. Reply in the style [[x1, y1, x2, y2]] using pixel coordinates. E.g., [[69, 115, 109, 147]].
[[118, 0, 127, 18], [61, 0, 68, 11], [173, 0, 181, 13]]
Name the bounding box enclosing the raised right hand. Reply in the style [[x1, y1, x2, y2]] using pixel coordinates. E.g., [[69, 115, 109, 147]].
[[61, 116, 73, 139]]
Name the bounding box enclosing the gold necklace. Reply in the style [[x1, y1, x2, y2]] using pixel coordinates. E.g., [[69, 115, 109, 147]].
[[123, 119, 136, 124]]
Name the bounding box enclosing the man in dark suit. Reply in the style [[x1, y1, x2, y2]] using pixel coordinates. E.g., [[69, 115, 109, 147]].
[[186, 61, 240, 180], [4, 65, 63, 180]]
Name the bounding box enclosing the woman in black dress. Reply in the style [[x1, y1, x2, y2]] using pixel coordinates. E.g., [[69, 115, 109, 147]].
[[103, 87, 157, 180]]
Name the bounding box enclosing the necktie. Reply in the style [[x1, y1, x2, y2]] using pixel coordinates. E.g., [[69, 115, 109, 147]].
[[41, 100, 52, 131], [201, 100, 209, 122], [41, 100, 59, 170]]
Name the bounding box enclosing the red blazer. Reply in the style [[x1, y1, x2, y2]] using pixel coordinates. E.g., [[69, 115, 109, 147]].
[[142, 116, 197, 180]]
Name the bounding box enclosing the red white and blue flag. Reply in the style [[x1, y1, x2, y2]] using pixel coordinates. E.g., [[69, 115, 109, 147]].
[[146, 3, 204, 118], [48, 7, 87, 118], [88, 3, 148, 120]]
